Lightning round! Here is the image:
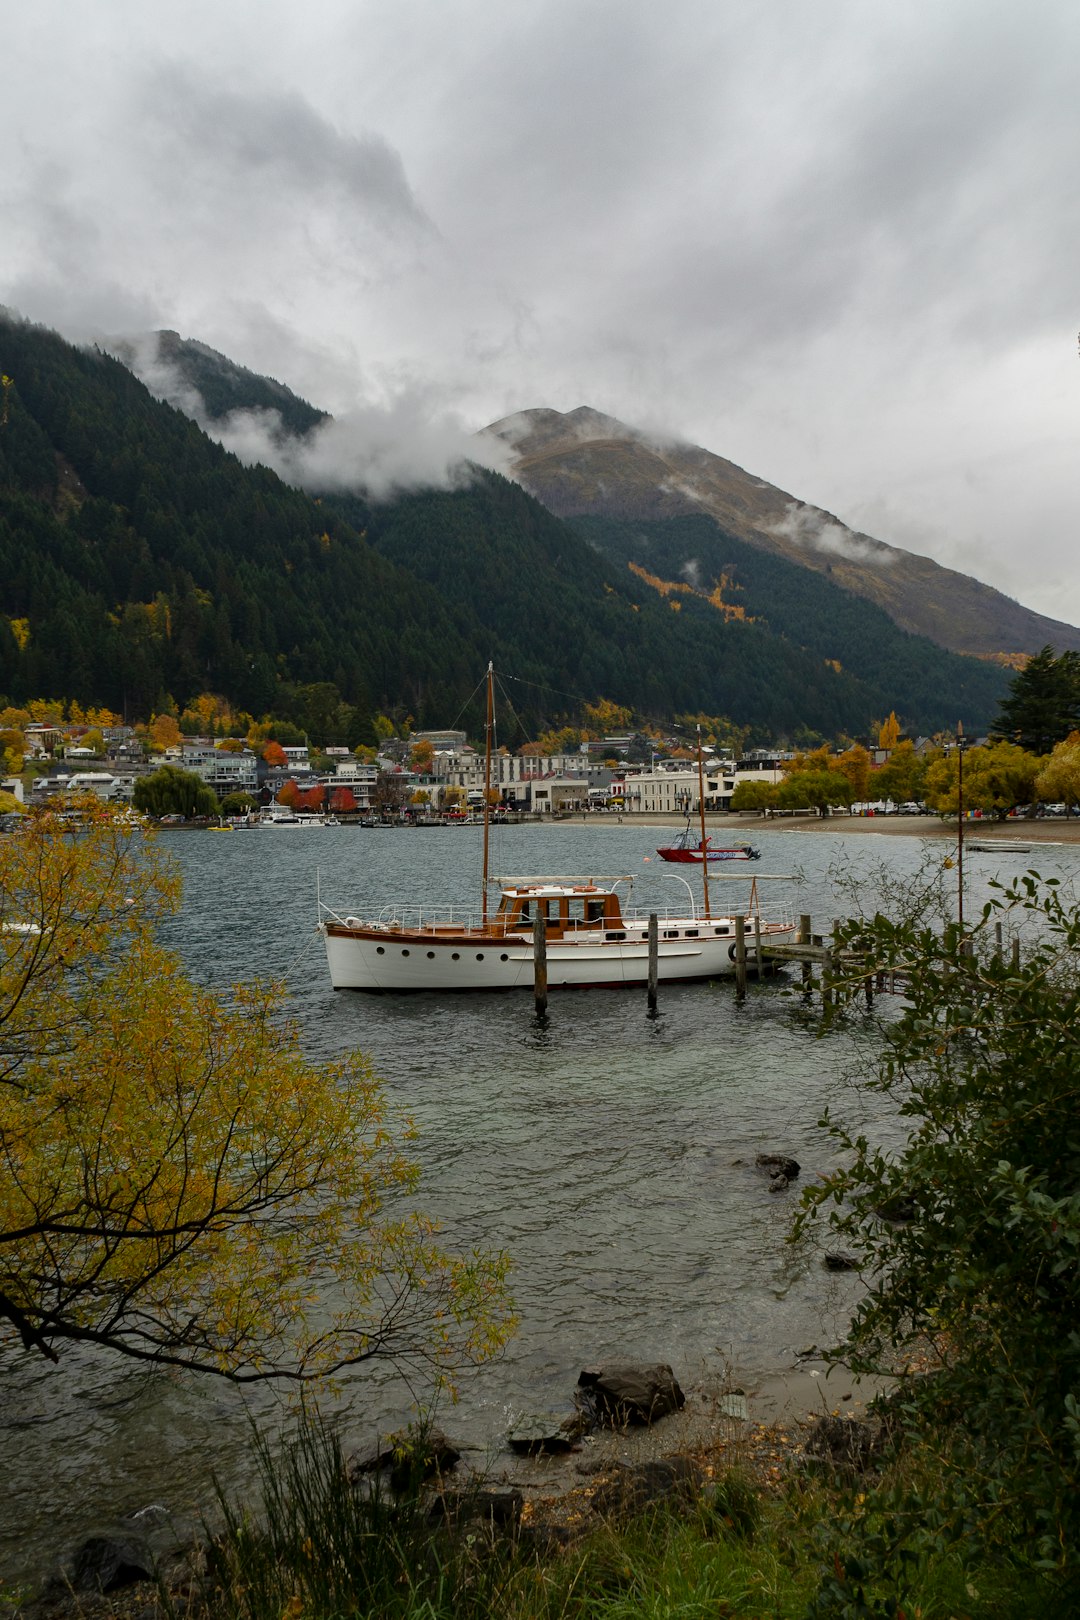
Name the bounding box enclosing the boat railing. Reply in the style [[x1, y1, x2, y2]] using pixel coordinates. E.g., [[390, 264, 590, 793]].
[[623, 899, 796, 932], [320, 897, 796, 936]]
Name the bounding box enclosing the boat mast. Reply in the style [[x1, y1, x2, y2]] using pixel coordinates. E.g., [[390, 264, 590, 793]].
[[696, 724, 711, 920], [481, 661, 494, 925]]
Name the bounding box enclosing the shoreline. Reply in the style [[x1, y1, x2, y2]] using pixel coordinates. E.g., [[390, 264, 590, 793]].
[[583, 810, 1080, 843]]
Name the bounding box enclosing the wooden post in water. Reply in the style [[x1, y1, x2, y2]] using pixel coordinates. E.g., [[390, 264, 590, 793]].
[[647, 912, 659, 1013], [822, 920, 838, 1012], [533, 910, 548, 1016], [799, 913, 812, 997], [734, 914, 747, 1000], [754, 912, 763, 980]]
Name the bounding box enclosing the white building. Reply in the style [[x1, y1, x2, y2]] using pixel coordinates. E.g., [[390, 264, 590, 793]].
[[63, 771, 118, 800], [615, 757, 786, 813], [177, 744, 259, 794]]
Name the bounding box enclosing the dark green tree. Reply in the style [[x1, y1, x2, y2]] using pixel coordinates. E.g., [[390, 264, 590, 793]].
[[993, 645, 1080, 752], [133, 766, 219, 818]]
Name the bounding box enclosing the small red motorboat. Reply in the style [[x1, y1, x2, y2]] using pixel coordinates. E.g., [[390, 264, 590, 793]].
[[656, 822, 761, 864]]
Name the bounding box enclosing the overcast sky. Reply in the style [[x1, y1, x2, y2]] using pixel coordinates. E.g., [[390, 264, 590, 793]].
[[4, 0, 1079, 624]]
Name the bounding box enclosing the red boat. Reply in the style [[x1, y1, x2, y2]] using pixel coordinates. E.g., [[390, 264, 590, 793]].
[[656, 823, 761, 864]]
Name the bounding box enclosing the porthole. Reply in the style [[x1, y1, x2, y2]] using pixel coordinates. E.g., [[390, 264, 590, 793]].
[[376, 945, 385, 955], [427, 950, 435, 959], [500, 952, 509, 961], [475, 952, 485, 960], [401, 948, 410, 957], [452, 952, 460, 960]]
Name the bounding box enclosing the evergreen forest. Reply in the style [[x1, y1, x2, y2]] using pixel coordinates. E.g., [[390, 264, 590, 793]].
[[0, 315, 1009, 741]]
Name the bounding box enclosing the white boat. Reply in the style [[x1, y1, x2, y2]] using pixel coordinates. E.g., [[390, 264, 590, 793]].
[[319, 666, 795, 993], [261, 808, 334, 827], [320, 872, 795, 992], [966, 838, 1033, 854]]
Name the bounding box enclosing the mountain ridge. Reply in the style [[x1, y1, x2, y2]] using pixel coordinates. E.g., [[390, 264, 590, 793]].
[[482, 406, 1080, 659], [0, 314, 1016, 739]]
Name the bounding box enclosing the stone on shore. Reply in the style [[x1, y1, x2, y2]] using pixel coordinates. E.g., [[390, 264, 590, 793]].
[[577, 1363, 686, 1427]]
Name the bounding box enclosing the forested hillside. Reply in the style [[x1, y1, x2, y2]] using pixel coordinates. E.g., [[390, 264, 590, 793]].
[[571, 513, 1006, 734], [0, 315, 1007, 739], [488, 406, 1080, 659]]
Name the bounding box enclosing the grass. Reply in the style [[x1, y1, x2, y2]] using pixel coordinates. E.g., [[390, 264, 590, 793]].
[[163, 1413, 1069, 1620]]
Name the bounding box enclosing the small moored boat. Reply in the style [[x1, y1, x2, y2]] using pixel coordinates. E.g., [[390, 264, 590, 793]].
[[656, 822, 760, 863]]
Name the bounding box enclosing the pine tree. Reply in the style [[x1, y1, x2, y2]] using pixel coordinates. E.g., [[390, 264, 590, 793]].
[[993, 645, 1080, 752]]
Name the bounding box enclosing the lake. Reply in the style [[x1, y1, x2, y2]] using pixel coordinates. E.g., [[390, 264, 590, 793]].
[[2, 819, 1074, 1583]]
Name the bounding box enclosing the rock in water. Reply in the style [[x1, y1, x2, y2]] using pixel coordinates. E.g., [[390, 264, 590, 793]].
[[577, 1363, 685, 1426]]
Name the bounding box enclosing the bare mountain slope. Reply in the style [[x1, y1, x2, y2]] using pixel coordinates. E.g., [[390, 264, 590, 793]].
[[484, 407, 1080, 659]]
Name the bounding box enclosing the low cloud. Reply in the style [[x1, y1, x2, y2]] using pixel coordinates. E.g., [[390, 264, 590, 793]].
[[119, 339, 514, 499], [766, 503, 896, 566]]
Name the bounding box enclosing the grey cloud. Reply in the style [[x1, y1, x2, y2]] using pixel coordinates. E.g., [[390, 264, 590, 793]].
[[140, 63, 432, 238], [2, 0, 1079, 621]]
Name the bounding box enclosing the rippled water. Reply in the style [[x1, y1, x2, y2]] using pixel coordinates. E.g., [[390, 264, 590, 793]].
[[3, 821, 1075, 1583]]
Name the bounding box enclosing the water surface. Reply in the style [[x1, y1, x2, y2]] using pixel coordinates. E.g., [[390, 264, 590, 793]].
[[2, 821, 1073, 1582]]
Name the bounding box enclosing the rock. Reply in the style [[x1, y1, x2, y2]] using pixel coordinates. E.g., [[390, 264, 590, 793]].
[[577, 1363, 686, 1427], [875, 1191, 917, 1223], [426, 1487, 523, 1530], [756, 1153, 801, 1191], [69, 1530, 155, 1594], [803, 1414, 878, 1473], [824, 1250, 861, 1271], [348, 1427, 461, 1492], [591, 1456, 702, 1518], [507, 1413, 582, 1455], [390, 1428, 461, 1493]]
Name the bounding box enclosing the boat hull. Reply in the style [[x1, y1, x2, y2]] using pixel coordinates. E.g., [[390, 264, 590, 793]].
[[322, 919, 794, 992], [656, 848, 757, 863]]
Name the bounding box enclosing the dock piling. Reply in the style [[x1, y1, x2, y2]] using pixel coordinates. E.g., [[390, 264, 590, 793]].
[[734, 914, 747, 1000], [647, 913, 659, 1013], [533, 911, 548, 1016]]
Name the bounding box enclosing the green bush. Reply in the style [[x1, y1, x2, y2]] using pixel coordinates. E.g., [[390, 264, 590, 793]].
[[796, 872, 1080, 1604]]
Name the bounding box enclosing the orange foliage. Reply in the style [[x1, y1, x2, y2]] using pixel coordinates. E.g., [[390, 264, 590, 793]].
[[628, 561, 754, 623]]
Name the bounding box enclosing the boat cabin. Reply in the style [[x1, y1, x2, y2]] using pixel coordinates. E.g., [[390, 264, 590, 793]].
[[494, 880, 625, 936]]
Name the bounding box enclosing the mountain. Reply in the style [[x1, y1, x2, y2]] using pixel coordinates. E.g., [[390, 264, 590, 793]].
[[111, 329, 329, 437], [0, 314, 1012, 740], [483, 407, 1080, 660]]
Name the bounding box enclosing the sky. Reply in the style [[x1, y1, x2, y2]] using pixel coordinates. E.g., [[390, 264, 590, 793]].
[[3, 0, 1079, 623]]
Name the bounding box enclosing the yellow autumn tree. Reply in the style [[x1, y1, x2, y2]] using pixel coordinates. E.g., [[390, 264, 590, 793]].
[[834, 743, 872, 802], [148, 713, 183, 752], [0, 805, 513, 1383], [1034, 732, 1080, 813], [878, 711, 901, 750]]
